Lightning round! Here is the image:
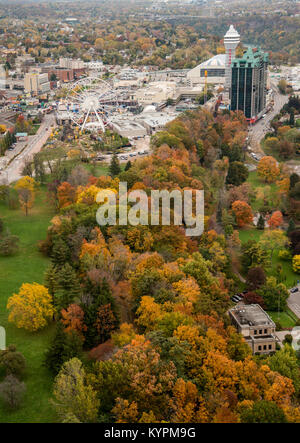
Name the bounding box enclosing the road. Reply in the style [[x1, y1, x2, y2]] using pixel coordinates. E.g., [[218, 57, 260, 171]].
[[288, 286, 300, 319], [248, 83, 289, 156], [0, 113, 56, 185]]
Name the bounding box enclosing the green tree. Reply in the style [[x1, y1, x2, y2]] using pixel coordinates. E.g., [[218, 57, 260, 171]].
[[257, 277, 289, 311], [55, 263, 81, 311], [226, 161, 249, 186], [257, 214, 265, 230], [45, 322, 83, 375], [53, 358, 99, 423], [240, 400, 287, 423], [268, 345, 300, 395], [109, 153, 121, 177]]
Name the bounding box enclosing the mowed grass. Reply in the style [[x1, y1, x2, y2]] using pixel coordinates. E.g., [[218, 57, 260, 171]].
[[0, 187, 57, 423], [247, 170, 279, 212], [267, 309, 298, 329]]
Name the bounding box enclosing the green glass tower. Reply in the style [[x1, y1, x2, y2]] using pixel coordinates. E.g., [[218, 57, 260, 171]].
[[231, 47, 269, 121]]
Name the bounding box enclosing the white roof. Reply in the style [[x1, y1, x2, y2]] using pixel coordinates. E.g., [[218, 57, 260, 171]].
[[198, 54, 226, 69], [224, 25, 240, 39]]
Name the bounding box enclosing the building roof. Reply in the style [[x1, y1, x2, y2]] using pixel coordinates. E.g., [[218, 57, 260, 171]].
[[224, 25, 240, 40], [230, 304, 275, 328], [232, 47, 269, 68], [198, 54, 226, 69]]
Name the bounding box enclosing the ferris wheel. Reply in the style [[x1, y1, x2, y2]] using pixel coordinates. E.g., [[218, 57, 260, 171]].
[[66, 77, 119, 132]]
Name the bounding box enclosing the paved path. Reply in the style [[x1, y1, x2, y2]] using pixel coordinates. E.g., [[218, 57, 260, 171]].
[[288, 285, 300, 319]]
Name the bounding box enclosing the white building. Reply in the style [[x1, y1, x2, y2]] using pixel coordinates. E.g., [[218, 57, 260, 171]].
[[59, 58, 85, 70], [24, 72, 50, 94], [224, 25, 240, 91], [187, 54, 226, 86], [134, 82, 177, 105]]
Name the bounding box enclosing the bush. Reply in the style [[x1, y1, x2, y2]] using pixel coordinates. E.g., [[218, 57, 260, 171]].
[[0, 375, 26, 410], [278, 249, 292, 261], [0, 231, 20, 256], [0, 218, 3, 233], [0, 345, 26, 378], [283, 334, 293, 345], [275, 321, 283, 331]]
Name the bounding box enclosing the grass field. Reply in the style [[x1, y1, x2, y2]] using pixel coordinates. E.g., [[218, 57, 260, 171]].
[[267, 308, 298, 329], [247, 170, 279, 212], [0, 187, 57, 423], [238, 228, 299, 288]]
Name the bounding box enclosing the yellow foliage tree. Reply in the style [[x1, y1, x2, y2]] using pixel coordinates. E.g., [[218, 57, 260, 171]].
[[292, 255, 300, 273], [15, 176, 37, 216], [7, 283, 55, 331], [136, 296, 162, 331], [257, 156, 280, 184]]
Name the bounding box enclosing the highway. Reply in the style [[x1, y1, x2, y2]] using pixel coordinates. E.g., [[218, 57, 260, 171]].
[[0, 113, 56, 185]]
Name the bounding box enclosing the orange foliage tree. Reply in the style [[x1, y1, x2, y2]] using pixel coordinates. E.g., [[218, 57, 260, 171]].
[[231, 200, 253, 227]]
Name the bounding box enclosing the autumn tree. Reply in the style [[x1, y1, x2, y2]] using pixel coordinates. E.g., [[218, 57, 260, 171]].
[[292, 255, 300, 273], [232, 200, 253, 227], [61, 304, 87, 340], [268, 211, 283, 229], [246, 267, 266, 290], [15, 176, 37, 216], [257, 156, 280, 184], [7, 283, 55, 332], [57, 181, 76, 209]]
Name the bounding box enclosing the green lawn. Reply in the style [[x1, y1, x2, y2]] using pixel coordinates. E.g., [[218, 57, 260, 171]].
[[0, 187, 57, 423], [247, 170, 279, 212], [239, 228, 299, 288], [267, 309, 298, 329]]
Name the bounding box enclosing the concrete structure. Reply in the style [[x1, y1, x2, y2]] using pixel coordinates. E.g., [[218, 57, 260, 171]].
[[49, 68, 74, 83], [231, 47, 269, 122], [134, 82, 177, 106], [224, 25, 240, 92], [229, 304, 277, 355], [59, 58, 85, 70], [187, 54, 226, 86], [110, 119, 147, 138]]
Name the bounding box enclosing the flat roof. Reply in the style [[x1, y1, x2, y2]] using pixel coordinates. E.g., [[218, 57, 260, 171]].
[[230, 304, 275, 327]]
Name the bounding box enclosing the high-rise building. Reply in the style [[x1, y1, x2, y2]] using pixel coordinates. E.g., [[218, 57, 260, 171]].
[[224, 25, 240, 92], [231, 47, 269, 122], [24, 72, 51, 94]]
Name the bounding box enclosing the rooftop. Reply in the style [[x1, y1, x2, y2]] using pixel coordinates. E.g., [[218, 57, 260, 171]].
[[230, 304, 275, 328], [198, 54, 226, 69]]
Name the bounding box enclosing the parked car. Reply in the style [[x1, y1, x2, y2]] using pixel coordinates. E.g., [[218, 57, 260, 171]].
[[231, 296, 240, 303], [290, 287, 299, 294]]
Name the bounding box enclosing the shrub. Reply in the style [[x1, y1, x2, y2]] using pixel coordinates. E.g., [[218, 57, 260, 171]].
[[278, 249, 292, 261], [0, 345, 26, 378], [0, 231, 19, 256], [0, 375, 26, 410]]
